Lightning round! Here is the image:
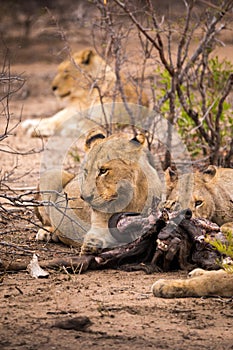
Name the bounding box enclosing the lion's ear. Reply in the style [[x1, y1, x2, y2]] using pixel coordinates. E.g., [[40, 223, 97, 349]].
[[84, 129, 106, 151], [80, 49, 95, 65], [165, 167, 178, 184], [130, 133, 146, 146], [164, 167, 178, 197], [202, 165, 217, 182]]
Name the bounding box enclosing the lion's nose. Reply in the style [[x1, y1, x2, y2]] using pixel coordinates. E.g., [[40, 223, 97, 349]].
[[52, 85, 57, 91], [80, 194, 94, 203]]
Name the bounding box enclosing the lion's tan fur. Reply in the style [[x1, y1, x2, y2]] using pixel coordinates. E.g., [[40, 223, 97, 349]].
[[36, 130, 162, 251], [164, 165, 233, 227], [21, 48, 149, 137], [152, 268, 233, 297], [36, 169, 91, 247]]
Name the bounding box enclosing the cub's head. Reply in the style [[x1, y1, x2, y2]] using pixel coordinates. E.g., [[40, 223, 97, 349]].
[[52, 48, 115, 103], [79, 130, 153, 214], [164, 166, 217, 220]]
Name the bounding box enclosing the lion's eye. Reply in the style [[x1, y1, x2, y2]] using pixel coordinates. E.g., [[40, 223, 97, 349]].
[[99, 168, 108, 176], [195, 200, 203, 207]]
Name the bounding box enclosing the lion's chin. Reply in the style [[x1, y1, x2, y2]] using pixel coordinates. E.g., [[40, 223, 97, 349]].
[[58, 91, 71, 98], [91, 196, 131, 214]]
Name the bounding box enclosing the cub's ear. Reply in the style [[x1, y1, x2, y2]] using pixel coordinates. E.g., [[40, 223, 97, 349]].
[[202, 165, 217, 182], [130, 133, 146, 146], [84, 128, 106, 151], [80, 49, 95, 65]]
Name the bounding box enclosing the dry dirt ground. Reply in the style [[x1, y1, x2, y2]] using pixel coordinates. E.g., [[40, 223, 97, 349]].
[[1, 6, 233, 350]]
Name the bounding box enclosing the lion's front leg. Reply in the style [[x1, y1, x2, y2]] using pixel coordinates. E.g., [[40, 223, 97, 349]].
[[21, 117, 56, 137], [81, 227, 118, 255], [152, 269, 231, 298], [80, 211, 118, 255], [151, 278, 198, 298], [21, 107, 77, 137], [80, 229, 106, 255]]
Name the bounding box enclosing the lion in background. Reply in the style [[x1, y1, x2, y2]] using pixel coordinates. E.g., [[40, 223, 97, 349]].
[[21, 48, 149, 137], [36, 129, 162, 253]]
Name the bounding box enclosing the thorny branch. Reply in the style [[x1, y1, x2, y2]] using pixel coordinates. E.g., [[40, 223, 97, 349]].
[[0, 49, 44, 155], [0, 49, 48, 246], [108, 0, 233, 167], [94, 0, 152, 135], [0, 50, 25, 142]]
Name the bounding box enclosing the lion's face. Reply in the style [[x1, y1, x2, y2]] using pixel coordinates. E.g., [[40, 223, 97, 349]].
[[51, 49, 115, 104], [79, 131, 151, 215], [165, 172, 216, 220], [164, 165, 233, 225], [75, 129, 162, 251]]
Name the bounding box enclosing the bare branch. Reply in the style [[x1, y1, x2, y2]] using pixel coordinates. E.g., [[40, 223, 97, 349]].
[[211, 73, 233, 164], [176, 0, 194, 70]]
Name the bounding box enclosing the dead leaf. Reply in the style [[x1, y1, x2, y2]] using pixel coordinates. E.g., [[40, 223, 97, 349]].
[[27, 253, 49, 278]]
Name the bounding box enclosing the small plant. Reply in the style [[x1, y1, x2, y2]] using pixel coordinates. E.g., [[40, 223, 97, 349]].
[[211, 230, 233, 272]]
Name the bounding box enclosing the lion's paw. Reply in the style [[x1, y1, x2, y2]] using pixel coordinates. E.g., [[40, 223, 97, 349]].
[[188, 268, 206, 278], [29, 123, 55, 137], [36, 123, 56, 137], [152, 279, 193, 298], [80, 236, 104, 256], [21, 119, 39, 135], [151, 279, 174, 298], [36, 227, 59, 243], [21, 119, 55, 137]]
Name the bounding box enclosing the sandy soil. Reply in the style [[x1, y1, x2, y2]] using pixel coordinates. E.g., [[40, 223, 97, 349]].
[[1, 4, 233, 349]]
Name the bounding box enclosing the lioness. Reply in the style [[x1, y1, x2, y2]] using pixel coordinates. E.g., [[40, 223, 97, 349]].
[[160, 166, 233, 297], [152, 268, 233, 297], [21, 48, 149, 137], [36, 129, 162, 252], [164, 165, 233, 229]]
